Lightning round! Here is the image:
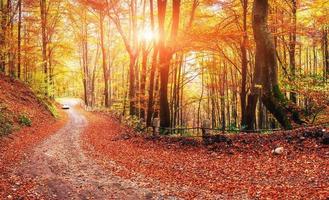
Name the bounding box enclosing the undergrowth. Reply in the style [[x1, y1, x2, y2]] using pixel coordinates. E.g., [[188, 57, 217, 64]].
[[37, 95, 59, 118], [0, 104, 13, 136], [18, 114, 32, 127]]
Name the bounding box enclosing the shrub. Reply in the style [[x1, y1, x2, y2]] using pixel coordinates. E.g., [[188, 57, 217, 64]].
[[0, 110, 13, 136], [123, 115, 145, 132], [228, 123, 240, 133], [18, 114, 32, 127]]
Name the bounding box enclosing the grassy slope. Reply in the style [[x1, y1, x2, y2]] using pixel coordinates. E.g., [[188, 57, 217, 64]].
[[0, 74, 56, 136], [0, 75, 67, 198]]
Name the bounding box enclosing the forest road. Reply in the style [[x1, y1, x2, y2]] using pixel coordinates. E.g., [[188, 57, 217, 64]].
[[14, 98, 162, 200]]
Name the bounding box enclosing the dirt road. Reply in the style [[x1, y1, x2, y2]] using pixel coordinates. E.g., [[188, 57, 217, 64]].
[[8, 99, 328, 199], [14, 99, 165, 200]]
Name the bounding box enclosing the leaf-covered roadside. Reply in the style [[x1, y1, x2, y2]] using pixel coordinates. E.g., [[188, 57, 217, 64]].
[[0, 110, 68, 198], [82, 111, 329, 199]]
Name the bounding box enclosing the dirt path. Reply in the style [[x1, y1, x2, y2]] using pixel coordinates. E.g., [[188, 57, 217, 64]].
[[7, 99, 328, 199], [13, 99, 164, 200]]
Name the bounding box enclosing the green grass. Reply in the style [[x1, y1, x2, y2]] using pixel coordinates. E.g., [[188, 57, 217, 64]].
[[18, 114, 32, 127]]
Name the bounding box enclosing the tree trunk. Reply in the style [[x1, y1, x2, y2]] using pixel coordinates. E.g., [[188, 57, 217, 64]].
[[8, 0, 14, 78], [197, 56, 204, 127], [0, 0, 5, 73], [146, 47, 158, 126], [157, 0, 169, 127], [129, 0, 138, 116], [17, 0, 22, 79], [99, 12, 109, 107], [81, 9, 90, 107], [159, 51, 171, 127], [240, 0, 248, 128], [40, 0, 48, 96], [157, 0, 181, 128], [108, 20, 112, 106], [146, 0, 157, 126], [289, 0, 297, 103], [129, 54, 137, 115], [323, 27, 329, 81], [140, 45, 148, 119], [220, 62, 226, 130], [140, 0, 148, 120], [247, 0, 294, 130]]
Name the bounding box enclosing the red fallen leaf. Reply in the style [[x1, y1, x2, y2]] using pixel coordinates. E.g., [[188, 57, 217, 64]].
[[82, 110, 329, 199]]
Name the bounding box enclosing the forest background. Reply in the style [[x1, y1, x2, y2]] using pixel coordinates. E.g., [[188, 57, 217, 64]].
[[0, 0, 328, 132]]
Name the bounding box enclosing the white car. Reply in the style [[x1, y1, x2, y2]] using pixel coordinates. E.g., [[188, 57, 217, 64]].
[[62, 104, 70, 109]]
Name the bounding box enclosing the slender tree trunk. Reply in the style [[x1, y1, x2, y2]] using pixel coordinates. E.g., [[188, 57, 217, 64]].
[[175, 54, 183, 126], [81, 9, 90, 106], [170, 54, 177, 127], [140, 45, 148, 119], [8, 0, 14, 78], [99, 12, 109, 107], [23, 24, 27, 81], [17, 0, 22, 79], [154, 66, 160, 118], [40, 0, 48, 96], [230, 64, 238, 127], [240, 0, 248, 128], [146, 48, 158, 126], [0, 0, 5, 73], [220, 62, 226, 130], [129, 54, 137, 115], [197, 56, 204, 127], [140, 0, 148, 120], [129, 0, 138, 116], [289, 0, 297, 102], [91, 45, 99, 107], [146, 0, 157, 126], [323, 27, 329, 81], [108, 20, 112, 106]]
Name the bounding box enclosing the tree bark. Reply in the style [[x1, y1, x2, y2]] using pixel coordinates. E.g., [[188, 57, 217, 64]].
[[129, 54, 137, 115], [140, 0, 148, 120], [146, 0, 157, 126], [0, 0, 5, 73], [240, 0, 248, 127], [247, 0, 294, 130], [157, 0, 169, 127], [40, 0, 48, 96], [146, 47, 158, 126], [289, 0, 297, 102], [322, 27, 329, 81], [158, 0, 181, 128], [140, 44, 148, 119], [99, 12, 109, 107], [17, 0, 22, 79]]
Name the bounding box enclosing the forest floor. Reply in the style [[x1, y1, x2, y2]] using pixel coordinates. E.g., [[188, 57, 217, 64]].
[[0, 98, 328, 199], [83, 110, 329, 199], [0, 99, 176, 199], [0, 74, 68, 198]]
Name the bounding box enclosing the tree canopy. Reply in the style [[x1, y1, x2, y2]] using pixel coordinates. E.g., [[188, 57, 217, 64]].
[[0, 0, 328, 131]]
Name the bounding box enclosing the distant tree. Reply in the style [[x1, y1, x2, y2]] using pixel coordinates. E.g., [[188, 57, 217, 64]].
[[40, 0, 48, 96], [99, 11, 110, 107]]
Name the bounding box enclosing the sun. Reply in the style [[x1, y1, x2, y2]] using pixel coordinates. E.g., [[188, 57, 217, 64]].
[[139, 27, 157, 42]]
